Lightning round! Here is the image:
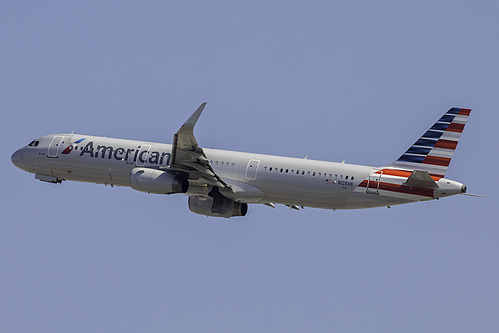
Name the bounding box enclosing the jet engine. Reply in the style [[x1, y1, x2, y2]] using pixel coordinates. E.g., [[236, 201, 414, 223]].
[[188, 196, 248, 218], [130, 168, 188, 194]]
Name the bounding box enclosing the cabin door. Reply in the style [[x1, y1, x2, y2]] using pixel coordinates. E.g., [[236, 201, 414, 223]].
[[366, 170, 383, 194], [47, 136, 64, 158], [245, 159, 260, 180]]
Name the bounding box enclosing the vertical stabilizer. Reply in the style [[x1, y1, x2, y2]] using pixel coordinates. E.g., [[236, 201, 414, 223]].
[[390, 107, 471, 177]]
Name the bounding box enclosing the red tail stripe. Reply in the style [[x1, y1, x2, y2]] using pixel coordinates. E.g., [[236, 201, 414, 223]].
[[423, 155, 451, 167], [434, 139, 458, 150], [446, 123, 465, 133], [458, 108, 471, 116]]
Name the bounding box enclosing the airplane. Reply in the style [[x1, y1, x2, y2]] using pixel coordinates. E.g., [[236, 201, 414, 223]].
[[11, 104, 473, 218]]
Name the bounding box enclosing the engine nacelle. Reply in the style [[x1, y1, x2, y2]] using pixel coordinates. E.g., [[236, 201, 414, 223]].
[[188, 196, 248, 218], [129, 168, 188, 194]]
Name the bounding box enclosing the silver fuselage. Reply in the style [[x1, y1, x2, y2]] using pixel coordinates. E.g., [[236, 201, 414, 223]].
[[12, 133, 465, 210]]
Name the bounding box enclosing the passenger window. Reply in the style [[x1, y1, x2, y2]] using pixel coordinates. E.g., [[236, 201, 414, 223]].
[[307, 171, 310, 176], [346, 176, 349, 180], [264, 167, 267, 171], [280, 168, 283, 172], [286, 169, 288, 173], [232, 163, 235, 167], [351, 176, 354, 180], [318, 173, 321, 177], [269, 167, 273, 171], [302, 171, 305, 175], [313, 172, 316, 176]]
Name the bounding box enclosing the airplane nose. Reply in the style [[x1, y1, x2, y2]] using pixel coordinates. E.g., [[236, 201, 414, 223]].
[[11, 149, 24, 167]]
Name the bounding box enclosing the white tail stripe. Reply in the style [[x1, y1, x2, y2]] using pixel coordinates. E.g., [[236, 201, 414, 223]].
[[428, 149, 454, 158]]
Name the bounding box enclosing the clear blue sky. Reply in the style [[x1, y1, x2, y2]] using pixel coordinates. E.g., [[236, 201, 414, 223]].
[[1, 1, 497, 332]]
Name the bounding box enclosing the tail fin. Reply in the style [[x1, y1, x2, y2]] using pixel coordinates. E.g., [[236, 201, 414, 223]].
[[389, 107, 471, 177]]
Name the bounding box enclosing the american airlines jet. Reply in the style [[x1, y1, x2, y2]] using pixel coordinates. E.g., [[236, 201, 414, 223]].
[[11, 104, 473, 218]]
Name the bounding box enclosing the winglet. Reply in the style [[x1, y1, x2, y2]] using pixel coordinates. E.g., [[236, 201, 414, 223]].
[[179, 102, 207, 134]]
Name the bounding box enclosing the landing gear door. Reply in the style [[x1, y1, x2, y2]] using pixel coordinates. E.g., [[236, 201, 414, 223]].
[[47, 136, 64, 158]]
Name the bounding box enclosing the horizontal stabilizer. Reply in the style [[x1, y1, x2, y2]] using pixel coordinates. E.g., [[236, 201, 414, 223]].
[[461, 193, 485, 198], [404, 170, 439, 188]]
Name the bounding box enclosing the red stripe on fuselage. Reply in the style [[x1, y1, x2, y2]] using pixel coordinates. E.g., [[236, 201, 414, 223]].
[[357, 180, 434, 198], [376, 169, 412, 177], [376, 169, 442, 181]]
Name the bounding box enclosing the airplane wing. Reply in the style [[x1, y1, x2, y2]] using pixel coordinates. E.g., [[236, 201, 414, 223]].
[[170, 103, 233, 191]]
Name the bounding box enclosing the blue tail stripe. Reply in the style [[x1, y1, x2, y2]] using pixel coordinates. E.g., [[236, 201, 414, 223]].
[[446, 108, 461, 114], [438, 114, 456, 122], [397, 154, 426, 163], [406, 147, 432, 155], [422, 130, 444, 139], [413, 138, 437, 147], [430, 123, 450, 131]]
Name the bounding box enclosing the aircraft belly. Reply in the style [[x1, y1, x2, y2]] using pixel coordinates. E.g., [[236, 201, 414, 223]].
[[255, 179, 426, 210], [40, 155, 133, 186], [337, 192, 419, 209], [255, 181, 352, 209]]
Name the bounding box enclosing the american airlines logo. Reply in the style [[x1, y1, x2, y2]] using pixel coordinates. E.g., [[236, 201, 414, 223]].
[[61, 138, 86, 155], [64, 140, 171, 165]]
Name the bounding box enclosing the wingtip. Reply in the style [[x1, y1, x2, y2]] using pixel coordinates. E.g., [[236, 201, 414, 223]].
[[179, 102, 208, 132]]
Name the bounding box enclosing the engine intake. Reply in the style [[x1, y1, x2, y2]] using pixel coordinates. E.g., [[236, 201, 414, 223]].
[[130, 168, 188, 194], [188, 196, 248, 218]]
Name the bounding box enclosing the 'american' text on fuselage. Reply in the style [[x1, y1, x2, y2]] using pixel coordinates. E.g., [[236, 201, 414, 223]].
[[78, 141, 171, 165]]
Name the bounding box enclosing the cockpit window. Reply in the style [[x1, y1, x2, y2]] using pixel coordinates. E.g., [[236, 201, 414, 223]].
[[28, 140, 40, 147]]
